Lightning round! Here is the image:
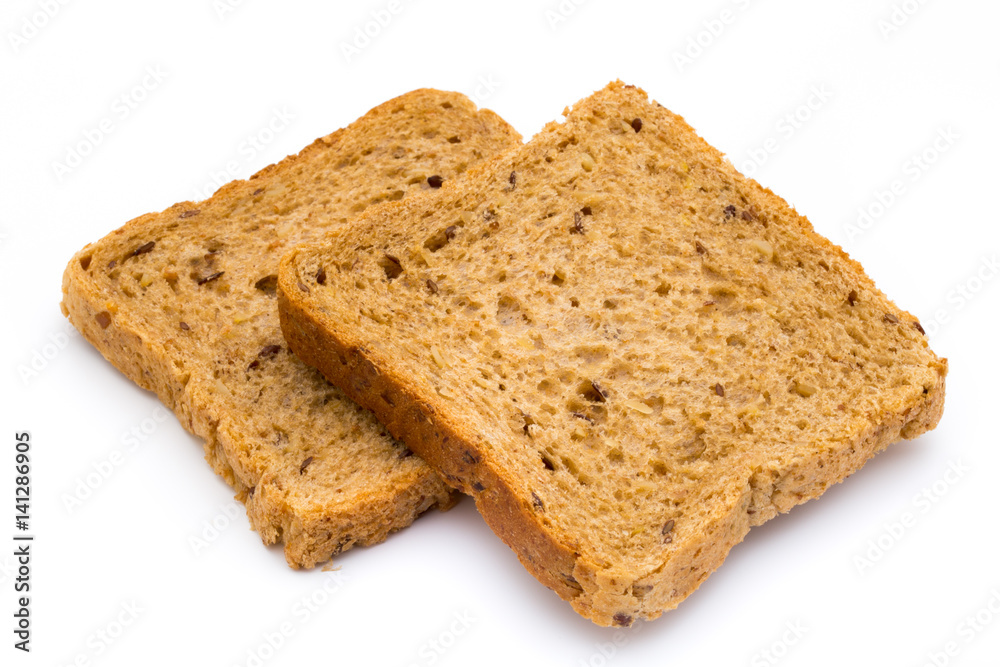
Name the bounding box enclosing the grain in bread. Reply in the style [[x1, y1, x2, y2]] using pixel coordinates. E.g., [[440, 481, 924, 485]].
[[278, 81, 947, 621], [61, 89, 521, 568]]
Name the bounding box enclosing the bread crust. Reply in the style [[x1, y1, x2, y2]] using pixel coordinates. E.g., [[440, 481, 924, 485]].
[[62, 89, 520, 568]]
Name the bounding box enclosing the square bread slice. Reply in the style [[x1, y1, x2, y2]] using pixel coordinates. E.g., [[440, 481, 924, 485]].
[[278, 81, 947, 622], [61, 89, 521, 568]]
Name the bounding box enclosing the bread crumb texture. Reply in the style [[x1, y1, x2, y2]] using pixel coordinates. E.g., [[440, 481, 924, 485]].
[[280, 81, 947, 623], [61, 89, 522, 568]]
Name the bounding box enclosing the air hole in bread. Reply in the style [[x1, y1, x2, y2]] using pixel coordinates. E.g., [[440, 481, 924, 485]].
[[378, 254, 403, 281], [424, 227, 456, 252], [574, 344, 609, 365], [255, 275, 278, 296], [496, 296, 529, 326]]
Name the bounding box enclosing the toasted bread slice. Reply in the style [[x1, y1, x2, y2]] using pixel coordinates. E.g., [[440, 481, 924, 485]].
[[278, 81, 946, 621], [61, 89, 521, 568]]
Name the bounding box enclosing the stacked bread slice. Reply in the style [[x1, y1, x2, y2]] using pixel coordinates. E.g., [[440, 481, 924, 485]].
[[277, 81, 946, 624], [64, 81, 946, 625], [62, 89, 521, 568]]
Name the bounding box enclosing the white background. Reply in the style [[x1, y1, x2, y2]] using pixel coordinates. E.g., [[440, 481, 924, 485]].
[[1, 1, 998, 665]]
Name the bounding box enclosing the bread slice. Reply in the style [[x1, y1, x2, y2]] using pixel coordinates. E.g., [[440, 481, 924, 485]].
[[61, 89, 521, 568], [278, 81, 947, 622]]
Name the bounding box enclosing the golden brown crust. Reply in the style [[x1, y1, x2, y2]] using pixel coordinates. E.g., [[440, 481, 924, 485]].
[[61, 88, 519, 568]]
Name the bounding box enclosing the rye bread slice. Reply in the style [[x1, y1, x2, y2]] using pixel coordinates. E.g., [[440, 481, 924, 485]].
[[278, 81, 947, 622], [61, 89, 521, 568]]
